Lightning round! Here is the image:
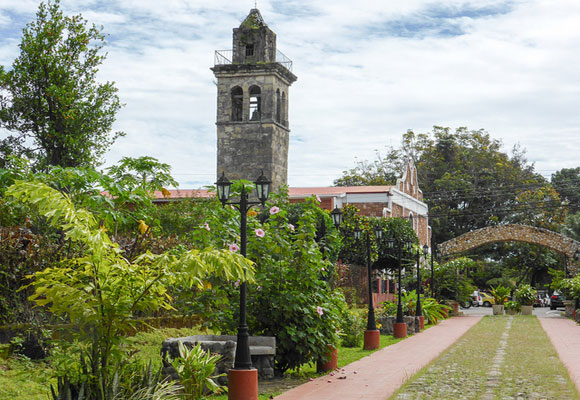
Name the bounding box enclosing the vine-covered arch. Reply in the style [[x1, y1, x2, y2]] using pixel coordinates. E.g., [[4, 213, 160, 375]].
[[438, 224, 580, 259]]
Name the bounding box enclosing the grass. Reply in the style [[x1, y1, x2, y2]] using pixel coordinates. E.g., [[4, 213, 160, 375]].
[[126, 326, 203, 370], [390, 316, 579, 399], [497, 316, 578, 398], [0, 327, 202, 400], [0, 355, 54, 400], [0, 327, 411, 399]]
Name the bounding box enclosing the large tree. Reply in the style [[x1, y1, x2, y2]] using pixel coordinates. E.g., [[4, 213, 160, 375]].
[[551, 167, 580, 212], [0, 0, 123, 170], [335, 127, 548, 244]]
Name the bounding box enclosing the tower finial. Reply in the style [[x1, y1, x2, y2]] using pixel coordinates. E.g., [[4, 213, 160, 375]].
[[255, 1, 258, 8]]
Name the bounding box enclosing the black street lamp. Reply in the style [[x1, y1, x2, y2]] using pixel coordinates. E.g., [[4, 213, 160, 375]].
[[386, 236, 412, 338], [416, 244, 429, 330], [354, 223, 383, 350], [215, 171, 270, 397], [331, 206, 343, 228], [431, 241, 436, 299], [415, 248, 421, 317]]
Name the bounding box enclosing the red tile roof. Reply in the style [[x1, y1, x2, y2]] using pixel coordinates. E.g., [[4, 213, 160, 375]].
[[288, 186, 394, 197], [150, 186, 394, 201]]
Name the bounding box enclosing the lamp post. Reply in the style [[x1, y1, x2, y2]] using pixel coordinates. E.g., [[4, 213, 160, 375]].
[[431, 240, 435, 299], [331, 206, 343, 229], [354, 224, 383, 350], [386, 236, 412, 338], [416, 245, 429, 330], [216, 171, 270, 400]]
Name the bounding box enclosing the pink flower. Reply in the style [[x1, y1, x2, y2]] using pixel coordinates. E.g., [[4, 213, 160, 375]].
[[255, 228, 265, 238], [316, 195, 321, 203], [204, 222, 211, 231], [321, 267, 326, 272], [288, 224, 295, 231], [229, 243, 239, 252], [317, 306, 324, 316], [257, 285, 261, 290], [234, 279, 240, 288], [269, 206, 280, 215]]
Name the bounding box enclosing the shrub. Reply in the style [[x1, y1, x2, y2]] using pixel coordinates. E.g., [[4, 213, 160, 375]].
[[433, 257, 476, 303], [339, 308, 365, 348], [514, 284, 537, 306], [377, 300, 398, 318], [490, 285, 510, 305], [167, 342, 225, 399], [421, 297, 451, 324], [505, 301, 521, 312], [8, 181, 254, 399], [246, 193, 345, 374]]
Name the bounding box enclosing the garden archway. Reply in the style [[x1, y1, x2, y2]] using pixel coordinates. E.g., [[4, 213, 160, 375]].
[[438, 224, 580, 259]]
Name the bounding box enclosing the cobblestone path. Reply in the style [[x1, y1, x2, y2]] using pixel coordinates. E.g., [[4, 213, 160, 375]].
[[391, 316, 578, 400]]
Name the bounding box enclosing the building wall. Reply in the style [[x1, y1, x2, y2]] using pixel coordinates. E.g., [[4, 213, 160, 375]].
[[355, 202, 386, 217]]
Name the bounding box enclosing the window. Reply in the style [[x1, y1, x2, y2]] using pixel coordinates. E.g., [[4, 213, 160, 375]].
[[281, 91, 286, 125], [245, 44, 254, 57], [231, 86, 243, 122], [249, 85, 261, 121], [275, 89, 281, 123]]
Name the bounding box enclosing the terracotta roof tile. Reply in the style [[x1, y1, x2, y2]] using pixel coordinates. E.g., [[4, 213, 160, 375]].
[[288, 186, 394, 197], [150, 186, 393, 201]]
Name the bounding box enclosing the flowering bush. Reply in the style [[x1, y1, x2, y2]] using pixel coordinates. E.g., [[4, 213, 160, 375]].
[[514, 284, 537, 306], [247, 192, 345, 374], [173, 186, 345, 374], [505, 301, 521, 312]]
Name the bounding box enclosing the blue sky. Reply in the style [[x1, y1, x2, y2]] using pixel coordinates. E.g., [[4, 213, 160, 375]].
[[1, 0, 580, 188]]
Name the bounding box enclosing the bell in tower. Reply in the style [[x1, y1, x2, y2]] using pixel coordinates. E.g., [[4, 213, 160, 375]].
[[211, 8, 297, 192]]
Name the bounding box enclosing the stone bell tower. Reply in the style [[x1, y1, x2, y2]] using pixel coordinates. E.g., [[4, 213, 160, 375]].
[[211, 9, 297, 191]]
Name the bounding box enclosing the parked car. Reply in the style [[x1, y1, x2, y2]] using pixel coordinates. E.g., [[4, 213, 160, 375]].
[[471, 291, 482, 307], [479, 292, 495, 307], [550, 291, 565, 310]]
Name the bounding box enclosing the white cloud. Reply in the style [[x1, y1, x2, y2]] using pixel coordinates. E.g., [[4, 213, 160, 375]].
[[1, 0, 579, 188]]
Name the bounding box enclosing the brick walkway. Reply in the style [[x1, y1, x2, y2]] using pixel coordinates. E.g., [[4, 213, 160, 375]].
[[275, 316, 482, 400], [539, 316, 580, 394]]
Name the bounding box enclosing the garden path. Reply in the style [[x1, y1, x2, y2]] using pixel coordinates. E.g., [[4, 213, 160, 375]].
[[274, 316, 482, 400], [540, 316, 580, 393]]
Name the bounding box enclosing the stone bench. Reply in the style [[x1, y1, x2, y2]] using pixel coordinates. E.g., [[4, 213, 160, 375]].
[[377, 315, 420, 335], [161, 334, 276, 384]]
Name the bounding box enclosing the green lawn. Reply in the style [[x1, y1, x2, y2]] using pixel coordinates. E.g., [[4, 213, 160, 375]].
[[0, 327, 200, 400], [0, 355, 54, 400], [0, 326, 411, 399]]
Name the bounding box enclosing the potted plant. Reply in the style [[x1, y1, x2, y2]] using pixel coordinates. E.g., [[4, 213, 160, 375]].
[[490, 285, 510, 315], [514, 284, 537, 315], [504, 301, 521, 315]]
